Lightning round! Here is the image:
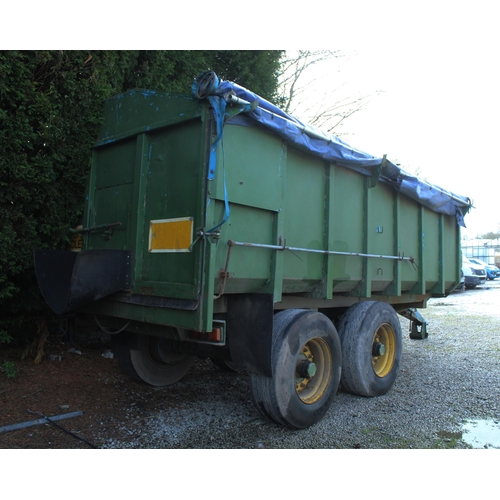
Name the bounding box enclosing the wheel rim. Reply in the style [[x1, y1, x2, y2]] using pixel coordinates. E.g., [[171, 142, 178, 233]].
[[371, 323, 396, 378], [149, 337, 186, 366], [295, 338, 332, 404]]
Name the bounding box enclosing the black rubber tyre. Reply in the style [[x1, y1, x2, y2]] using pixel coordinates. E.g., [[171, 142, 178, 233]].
[[113, 332, 195, 387], [338, 301, 402, 397], [249, 309, 342, 429], [210, 358, 243, 372]]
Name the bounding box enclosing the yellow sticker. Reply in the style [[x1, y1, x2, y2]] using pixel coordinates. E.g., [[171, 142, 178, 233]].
[[149, 217, 194, 253]]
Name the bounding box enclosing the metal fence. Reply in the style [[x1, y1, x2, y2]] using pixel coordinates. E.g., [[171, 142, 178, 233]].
[[462, 239, 500, 266]]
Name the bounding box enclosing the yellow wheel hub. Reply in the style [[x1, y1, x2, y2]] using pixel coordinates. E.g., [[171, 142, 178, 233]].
[[295, 338, 332, 404], [371, 323, 396, 378]]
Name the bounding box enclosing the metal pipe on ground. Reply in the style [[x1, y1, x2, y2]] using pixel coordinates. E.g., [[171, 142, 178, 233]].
[[0, 411, 83, 435]]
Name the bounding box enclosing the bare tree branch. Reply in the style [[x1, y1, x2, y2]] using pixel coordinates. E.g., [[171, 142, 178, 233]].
[[307, 91, 382, 132], [278, 50, 382, 135], [278, 51, 346, 113]]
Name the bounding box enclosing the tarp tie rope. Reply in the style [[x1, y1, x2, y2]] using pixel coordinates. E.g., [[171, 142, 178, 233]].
[[192, 72, 232, 232], [192, 72, 226, 181]]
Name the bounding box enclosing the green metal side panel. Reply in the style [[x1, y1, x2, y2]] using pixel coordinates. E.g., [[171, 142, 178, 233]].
[[398, 196, 420, 291], [79, 90, 462, 335], [136, 122, 204, 298], [88, 120, 206, 300], [366, 182, 396, 292], [83, 93, 212, 332], [94, 91, 202, 147], [443, 214, 461, 290], [214, 204, 275, 294], [88, 138, 136, 252], [281, 149, 325, 292], [423, 210, 440, 292], [209, 124, 284, 295], [208, 123, 460, 303], [330, 166, 364, 292], [210, 124, 284, 211]]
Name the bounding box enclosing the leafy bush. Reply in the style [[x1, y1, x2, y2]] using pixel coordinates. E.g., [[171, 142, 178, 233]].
[[0, 50, 283, 343], [1, 361, 18, 379], [0, 330, 13, 344]]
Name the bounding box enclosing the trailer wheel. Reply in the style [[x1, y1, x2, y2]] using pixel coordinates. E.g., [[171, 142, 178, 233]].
[[114, 333, 195, 387], [338, 301, 402, 397], [210, 358, 243, 372], [249, 309, 341, 429]]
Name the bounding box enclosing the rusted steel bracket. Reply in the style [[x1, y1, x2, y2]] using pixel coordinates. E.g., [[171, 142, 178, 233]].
[[69, 222, 122, 241], [214, 243, 234, 299], [68, 222, 122, 234], [400, 308, 429, 339]]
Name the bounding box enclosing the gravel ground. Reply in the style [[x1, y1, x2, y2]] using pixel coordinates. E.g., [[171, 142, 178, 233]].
[[6, 284, 497, 500], [101, 280, 500, 449]]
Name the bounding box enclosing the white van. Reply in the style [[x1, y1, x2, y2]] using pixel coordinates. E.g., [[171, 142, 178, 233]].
[[462, 256, 486, 289]]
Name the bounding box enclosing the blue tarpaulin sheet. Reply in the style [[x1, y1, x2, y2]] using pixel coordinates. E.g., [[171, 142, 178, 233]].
[[192, 72, 471, 226]]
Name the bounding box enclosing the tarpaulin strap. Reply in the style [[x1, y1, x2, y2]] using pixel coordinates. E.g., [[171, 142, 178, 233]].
[[206, 162, 230, 234], [192, 72, 226, 181], [206, 97, 226, 181], [455, 207, 466, 228], [192, 72, 256, 180], [192, 72, 231, 232]]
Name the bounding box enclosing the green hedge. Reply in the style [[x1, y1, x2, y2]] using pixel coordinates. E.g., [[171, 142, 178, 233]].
[[0, 50, 283, 342]]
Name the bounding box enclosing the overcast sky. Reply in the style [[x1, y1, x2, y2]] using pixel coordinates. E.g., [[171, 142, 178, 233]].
[[282, 3, 499, 239]]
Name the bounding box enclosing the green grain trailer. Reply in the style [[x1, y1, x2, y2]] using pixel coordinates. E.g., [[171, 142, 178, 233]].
[[35, 73, 471, 428]]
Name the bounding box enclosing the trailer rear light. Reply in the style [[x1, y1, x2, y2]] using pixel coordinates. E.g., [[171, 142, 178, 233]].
[[187, 321, 225, 344]]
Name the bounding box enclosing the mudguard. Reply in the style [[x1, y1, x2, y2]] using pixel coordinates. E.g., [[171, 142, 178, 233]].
[[34, 249, 131, 315]]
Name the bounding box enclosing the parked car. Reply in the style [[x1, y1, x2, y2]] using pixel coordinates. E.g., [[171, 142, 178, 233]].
[[462, 257, 487, 288], [468, 258, 499, 280]]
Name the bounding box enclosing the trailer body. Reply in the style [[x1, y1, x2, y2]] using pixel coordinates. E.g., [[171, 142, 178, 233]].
[[35, 76, 471, 428]]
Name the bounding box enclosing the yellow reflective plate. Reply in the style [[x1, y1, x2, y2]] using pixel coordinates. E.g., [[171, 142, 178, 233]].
[[149, 217, 194, 253]]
